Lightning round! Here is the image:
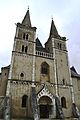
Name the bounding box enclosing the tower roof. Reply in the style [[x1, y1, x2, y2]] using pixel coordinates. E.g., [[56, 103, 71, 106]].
[[49, 19, 59, 38], [22, 9, 31, 27], [70, 66, 80, 78]]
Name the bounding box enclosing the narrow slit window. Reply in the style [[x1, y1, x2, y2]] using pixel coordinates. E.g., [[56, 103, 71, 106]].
[[61, 97, 66, 108], [63, 78, 65, 85]]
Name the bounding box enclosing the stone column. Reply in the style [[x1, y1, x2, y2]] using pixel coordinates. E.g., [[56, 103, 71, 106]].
[[52, 38, 58, 97], [31, 33, 39, 120], [50, 98, 56, 119], [4, 80, 11, 120]]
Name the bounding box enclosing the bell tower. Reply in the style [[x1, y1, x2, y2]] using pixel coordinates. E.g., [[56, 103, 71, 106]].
[[13, 9, 36, 55], [45, 19, 70, 91], [9, 8, 36, 80]]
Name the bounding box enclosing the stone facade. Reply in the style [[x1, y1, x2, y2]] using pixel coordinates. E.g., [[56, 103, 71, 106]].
[[0, 9, 80, 119]]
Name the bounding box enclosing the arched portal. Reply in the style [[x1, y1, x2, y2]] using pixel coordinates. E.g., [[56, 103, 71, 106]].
[[38, 96, 53, 118]]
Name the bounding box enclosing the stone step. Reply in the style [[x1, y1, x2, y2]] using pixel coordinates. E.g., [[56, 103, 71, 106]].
[[0, 117, 33, 120], [40, 119, 49, 120], [0, 118, 79, 120]]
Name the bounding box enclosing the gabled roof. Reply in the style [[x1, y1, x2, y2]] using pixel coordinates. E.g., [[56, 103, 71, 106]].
[[36, 37, 47, 52], [22, 9, 31, 27], [1, 65, 10, 70], [70, 66, 80, 78], [37, 84, 53, 102], [36, 37, 43, 48]]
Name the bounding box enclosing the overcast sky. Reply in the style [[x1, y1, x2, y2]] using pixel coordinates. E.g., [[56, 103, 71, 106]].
[[0, 0, 80, 73]]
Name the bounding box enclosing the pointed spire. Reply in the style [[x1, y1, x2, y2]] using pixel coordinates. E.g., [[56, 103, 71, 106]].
[[49, 19, 59, 38], [22, 8, 32, 27]]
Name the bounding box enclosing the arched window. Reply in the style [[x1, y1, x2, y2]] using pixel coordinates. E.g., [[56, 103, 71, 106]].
[[41, 62, 49, 75], [58, 43, 59, 49], [57, 43, 62, 50], [60, 43, 62, 49], [25, 46, 28, 53], [26, 34, 28, 40], [61, 97, 66, 108], [23, 33, 25, 40], [23, 33, 28, 40], [22, 95, 28, 107], [22, 45, 24, 52]]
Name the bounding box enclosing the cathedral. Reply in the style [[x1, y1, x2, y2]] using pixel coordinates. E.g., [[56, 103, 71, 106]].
[[0, 8, 80, 120]]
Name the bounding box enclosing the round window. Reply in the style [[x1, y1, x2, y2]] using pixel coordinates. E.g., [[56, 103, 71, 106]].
[[20, 73, 24, 77]]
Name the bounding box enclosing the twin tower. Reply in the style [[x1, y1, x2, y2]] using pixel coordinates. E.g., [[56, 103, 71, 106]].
[[5, 8, 76, 119]]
